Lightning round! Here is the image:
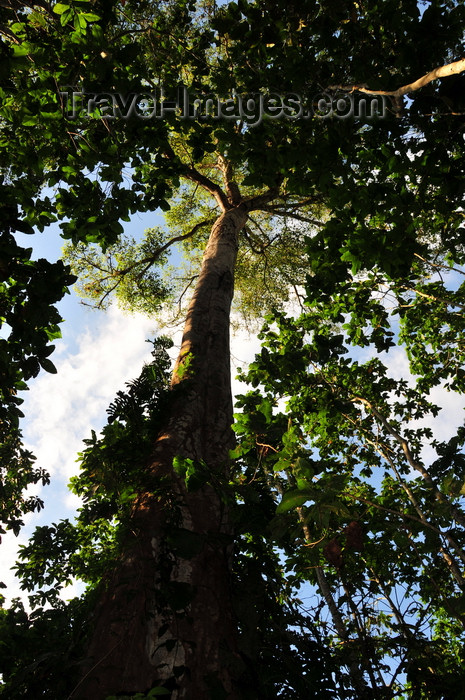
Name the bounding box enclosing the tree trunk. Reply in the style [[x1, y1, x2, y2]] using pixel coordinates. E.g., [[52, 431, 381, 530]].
[[70, 205, 248, 700]]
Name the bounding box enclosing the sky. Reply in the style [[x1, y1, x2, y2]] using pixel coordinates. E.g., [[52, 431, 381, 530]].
[[2, 209, 465, 610]]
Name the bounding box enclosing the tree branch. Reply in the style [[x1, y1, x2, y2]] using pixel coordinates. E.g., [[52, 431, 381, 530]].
[[118, 219, 213, 279], [176, 274, 198, 315], [414, 252, 465, 277], [216, 154, 242, 206], [400, 284, 465, 312], [243, 186, 281, 212], [76, 220, 212, 310], [242, 225, 267, 256], [330, 58, 465, 108], [159, 144, 231, 211], [265, 195, 323, 211], [260, 207, 324, 226], [183, 165, 231, 211], [352, 395, 465, 529]]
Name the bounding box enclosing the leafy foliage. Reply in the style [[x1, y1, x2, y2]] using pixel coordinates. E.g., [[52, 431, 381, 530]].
[[233, 253, 465, 695], [0, 595, 91, 700], [0, 230, 75, 539]]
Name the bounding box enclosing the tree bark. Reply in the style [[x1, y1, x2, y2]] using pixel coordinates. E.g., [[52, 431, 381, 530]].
[[70, 205, 249, 700]]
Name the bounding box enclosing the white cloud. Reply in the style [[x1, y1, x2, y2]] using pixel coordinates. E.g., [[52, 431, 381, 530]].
[[415, 383, 465, 466], [231, 324, 262, 401], [22, 306, 157, 482], [2, 306, 159, 605], [369, 345, 465, 467]]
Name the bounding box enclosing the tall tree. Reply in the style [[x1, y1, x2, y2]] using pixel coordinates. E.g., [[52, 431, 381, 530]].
[[1, 0, 465, 697]]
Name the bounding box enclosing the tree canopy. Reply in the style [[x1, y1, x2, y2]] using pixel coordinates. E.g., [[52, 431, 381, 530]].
[[1, 0, 465, 697]]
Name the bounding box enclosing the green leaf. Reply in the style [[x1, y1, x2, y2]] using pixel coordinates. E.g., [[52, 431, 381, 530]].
[[81, 12, 100, 22], [40, 358, 57, 374], [52, 3, 70, 14], [147, 687, 171, 696], [276, 488, 315, 514], [12, 45, 30, 57], [60, 9, 73, 25]]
